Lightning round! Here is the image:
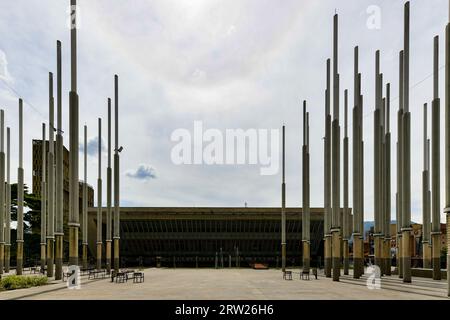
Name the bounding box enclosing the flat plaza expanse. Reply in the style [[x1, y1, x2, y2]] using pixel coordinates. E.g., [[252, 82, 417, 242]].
[[0, 269, 448, 300]]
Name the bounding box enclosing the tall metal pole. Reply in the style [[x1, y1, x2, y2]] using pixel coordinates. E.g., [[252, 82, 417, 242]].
[[445, 0, 450, 296], [40, 124, 47, 274], [17, 99, 24, 275], [281, 125, 286, 273], [331, 13, 341, 282], [385, 83, 392, 276], [302, 101, 310, 274], [374, 50, 383, 274], [324, 59, 332, 278], [397, 50, 404, 279], [353, 47, 364, 279], [106, 98, 112, 274], [47, 72, 55, 278], [423, 103, 432, 269], [82, 125, 88, 269], [445, 0, 450, 297], [0, 110, 5, 275], [97, 118, 103, 270], [5, 127, 10, 273], [113, 75, 121, 272], [55, 40, 64, 280], [402, 1, 412, 283], [68, 0, 80, 267], [430, 35, 442, 281], [343, 90, 349, 276]]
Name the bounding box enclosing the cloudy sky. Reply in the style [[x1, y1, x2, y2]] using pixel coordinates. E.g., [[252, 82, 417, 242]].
[[0, 0, 448, 224]]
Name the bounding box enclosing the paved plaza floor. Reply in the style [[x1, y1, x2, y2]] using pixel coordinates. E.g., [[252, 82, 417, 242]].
[[0, 268, 448, 300]]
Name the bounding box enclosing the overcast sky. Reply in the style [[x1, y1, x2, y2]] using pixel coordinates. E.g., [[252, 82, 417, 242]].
[[0, 0, 448, 224]]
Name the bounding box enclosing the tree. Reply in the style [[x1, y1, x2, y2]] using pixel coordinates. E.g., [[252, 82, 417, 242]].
[[10, 183, 42, 235]]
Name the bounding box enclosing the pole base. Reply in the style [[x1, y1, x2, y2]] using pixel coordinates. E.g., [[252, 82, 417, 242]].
[[68, 226, 79, 267], [4, 245, 10, 273], [0, 244, 4, 275], [16, 242, 23, 275], [55, 235, 63, 280], [47, 239, 54, 278]]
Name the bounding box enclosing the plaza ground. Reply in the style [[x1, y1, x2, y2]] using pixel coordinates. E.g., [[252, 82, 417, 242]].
[[0, 268, 448, 300]]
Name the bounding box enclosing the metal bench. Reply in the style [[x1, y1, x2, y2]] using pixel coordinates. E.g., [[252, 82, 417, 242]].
[[283, 271, 293, 280], [301, 271, 310, 280], [88, 270, 107, 280], [132, 272, 145, 283]]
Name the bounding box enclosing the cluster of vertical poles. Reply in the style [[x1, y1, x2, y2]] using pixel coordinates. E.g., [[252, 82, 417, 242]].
[[281, 2, 450, 290], [0, 0, 121, 278]]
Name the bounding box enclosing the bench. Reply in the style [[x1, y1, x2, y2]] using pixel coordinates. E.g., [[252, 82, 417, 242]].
[[283, 271, 293, 280], [132, 272, 145, 283], [301, 271, 310, 280], [88, 269, 107, 280]]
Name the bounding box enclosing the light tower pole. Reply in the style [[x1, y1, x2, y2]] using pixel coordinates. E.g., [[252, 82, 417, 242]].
[[431, 35, 442, 281], [281, 125, 286, 273], [397, 50, 404, 279], [384, 83, 392, 276], [106, 99, 112, 274], [17, 99, 24, 275], [5, 127, 11, 273], [40, 124, 47, 273], [302, 101, 310, 274], [55, 40, 64, 280], [113, 75, 121, 272], [97, 118, 103, 270], [331, 13, 341, 282], [68, 0, 80, 267], [402, 1, 412, 283], [422, 103, 431, 269], [445, 0, 450, 297], [0, 110, 5, 275], [343, 90, 349, 276], [324, 59, 332, 278], [82, 125, 88, 269], [47, 72, 55, 278]]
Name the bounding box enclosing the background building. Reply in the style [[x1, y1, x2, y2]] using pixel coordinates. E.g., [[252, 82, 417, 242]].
[[88, 207, 325, 268], [32, 139, 94, 234]]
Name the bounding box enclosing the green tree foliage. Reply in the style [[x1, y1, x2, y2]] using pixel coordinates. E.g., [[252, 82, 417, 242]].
[[10, 183, 42, 234]]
